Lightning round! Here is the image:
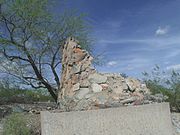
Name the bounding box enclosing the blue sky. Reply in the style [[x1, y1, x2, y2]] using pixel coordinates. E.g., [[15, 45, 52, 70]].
[[58, 0, 180, 78]]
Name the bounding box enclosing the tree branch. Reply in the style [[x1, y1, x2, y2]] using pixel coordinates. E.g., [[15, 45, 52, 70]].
[[54, 61, 61, 68], [24, 48, 58, 101], [3, 49, 29, 62], [50, 45, 61, 89]]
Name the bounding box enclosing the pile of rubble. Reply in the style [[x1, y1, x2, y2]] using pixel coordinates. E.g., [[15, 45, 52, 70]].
[[58, 38, 167, 111]]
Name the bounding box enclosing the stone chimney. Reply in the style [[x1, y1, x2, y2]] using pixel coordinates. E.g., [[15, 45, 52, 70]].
[[59, 37, 95, 100]]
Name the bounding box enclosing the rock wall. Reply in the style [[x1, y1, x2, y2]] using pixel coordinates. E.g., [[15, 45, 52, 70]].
[[58, 37, 154, 111]]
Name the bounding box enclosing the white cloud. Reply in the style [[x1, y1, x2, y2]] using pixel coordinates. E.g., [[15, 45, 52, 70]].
[[126, 64, 135, 71], [98, 35, 180, 48], [99, 38, 158, 44], [107, 61, 118, 66], [164, 61, 170, 65], [155, 26, 169, 36], [166, 64, 180, 70], [164, 50, 180, 58]]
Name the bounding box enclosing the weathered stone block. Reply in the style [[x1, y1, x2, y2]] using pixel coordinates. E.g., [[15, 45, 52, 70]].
[[41, 103, 173, 135], [75, 88, 90, 100], [91, 83, 103, 93], [88, 73, 107, 84]]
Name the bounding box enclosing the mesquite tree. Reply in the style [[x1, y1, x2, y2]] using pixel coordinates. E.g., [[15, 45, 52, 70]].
[[0, 0, 91, 102]]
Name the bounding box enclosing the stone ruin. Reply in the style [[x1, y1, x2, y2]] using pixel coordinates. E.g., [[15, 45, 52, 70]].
[[58, 37, 164, 111]]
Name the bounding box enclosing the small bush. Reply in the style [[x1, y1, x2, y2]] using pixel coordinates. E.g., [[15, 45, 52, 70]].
[[143, 66, 180, 112], [3, 113, 31, 135], [146, 81, 180, 110], [0, 87, 53, 104]]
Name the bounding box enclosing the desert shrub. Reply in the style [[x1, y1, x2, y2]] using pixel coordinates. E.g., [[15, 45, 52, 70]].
[[0, 87, 53, 104], [145, 81, 180, 111], [3, 113, 31, 135], [143, 66, 180, 112]]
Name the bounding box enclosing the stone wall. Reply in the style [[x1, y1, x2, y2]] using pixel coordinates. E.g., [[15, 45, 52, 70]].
[[58, 38, 163, 111]]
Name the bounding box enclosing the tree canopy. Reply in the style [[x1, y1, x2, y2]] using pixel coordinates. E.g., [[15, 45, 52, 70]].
[[0, 0, 92, 102]]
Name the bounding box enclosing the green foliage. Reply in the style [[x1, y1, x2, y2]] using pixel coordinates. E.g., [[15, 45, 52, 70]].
[[0, 0, 91, 49], [143, 66, 180, 112], [0, 87, 53, 104], [0, 0, 93, 101], [3, 113, 31, 135]]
